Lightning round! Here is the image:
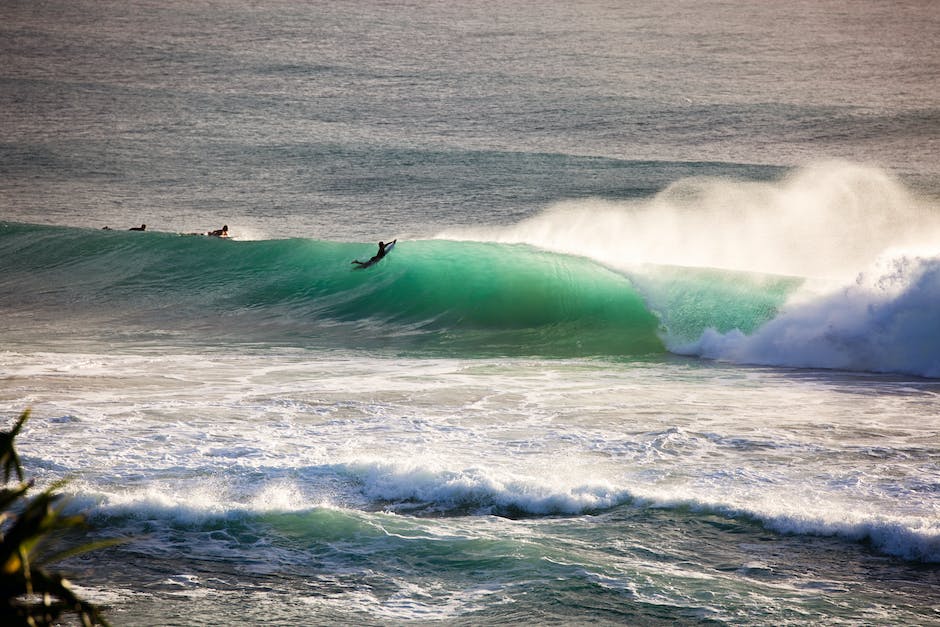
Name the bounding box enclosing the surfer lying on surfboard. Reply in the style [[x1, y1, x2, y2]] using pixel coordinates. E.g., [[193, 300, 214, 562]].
[[352, 239, 397, 268]]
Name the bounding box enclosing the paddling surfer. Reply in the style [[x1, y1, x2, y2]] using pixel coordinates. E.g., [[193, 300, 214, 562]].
[[352, 239, 397, 268]]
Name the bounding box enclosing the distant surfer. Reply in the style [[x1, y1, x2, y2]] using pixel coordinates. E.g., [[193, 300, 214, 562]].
[[352, 239, 397, 268], [129, 224, 146, 231], [207, 225, 229, 238]]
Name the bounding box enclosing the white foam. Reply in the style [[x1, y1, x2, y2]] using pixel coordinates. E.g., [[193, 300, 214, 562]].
[[350, 458, 631, 515], [341, 457, 940, 562], [677, 252, 940, 377], [6, 347, 938, 568], [631, 485, 940, 563], [62, 455, 940, 564], [300, 580, 511, 621]]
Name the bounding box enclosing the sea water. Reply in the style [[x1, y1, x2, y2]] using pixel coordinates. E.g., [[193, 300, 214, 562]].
[[1, 1, 939, 625]]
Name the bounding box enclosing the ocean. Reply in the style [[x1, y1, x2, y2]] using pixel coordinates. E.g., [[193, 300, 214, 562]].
[[1, 0, 939, 624]]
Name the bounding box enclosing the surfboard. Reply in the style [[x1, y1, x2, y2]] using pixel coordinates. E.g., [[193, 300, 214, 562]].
[[352, 241, 396, 269]]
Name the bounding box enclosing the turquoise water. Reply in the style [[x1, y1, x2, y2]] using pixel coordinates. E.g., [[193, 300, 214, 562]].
[[1, 222, 802, 356], [1, 1, 940, 625]]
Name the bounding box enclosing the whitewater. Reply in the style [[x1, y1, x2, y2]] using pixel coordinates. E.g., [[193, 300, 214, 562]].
[[2, 0, 940, 625]]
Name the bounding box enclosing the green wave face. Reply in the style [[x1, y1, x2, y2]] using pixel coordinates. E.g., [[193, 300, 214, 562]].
[[0, 223, 798, 356], [630, 265, 803, 346], [363, 240, 667, 355]]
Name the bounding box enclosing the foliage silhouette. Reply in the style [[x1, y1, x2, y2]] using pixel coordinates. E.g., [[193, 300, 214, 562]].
[[0, 409, 113, 626]]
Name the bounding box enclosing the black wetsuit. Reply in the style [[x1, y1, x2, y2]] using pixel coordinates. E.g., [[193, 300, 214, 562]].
[[352, 240, 395, 267]]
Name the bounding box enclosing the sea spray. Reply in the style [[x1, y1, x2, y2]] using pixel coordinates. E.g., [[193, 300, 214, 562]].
[[437, 161, 940, 280], [679, 252, 940, 377], [434, 162, 940, 375]]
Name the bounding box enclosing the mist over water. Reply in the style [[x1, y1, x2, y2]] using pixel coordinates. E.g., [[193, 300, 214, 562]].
[[441, 161, 940, 280]]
